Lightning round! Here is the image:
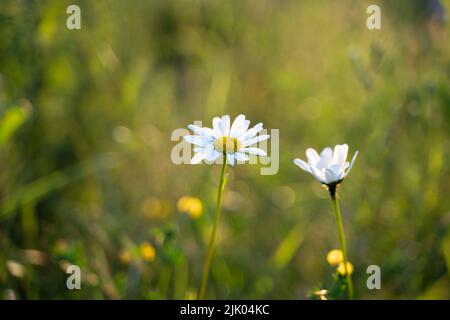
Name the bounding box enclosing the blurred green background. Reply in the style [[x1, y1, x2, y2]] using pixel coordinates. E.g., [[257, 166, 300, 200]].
[[0, 0, 449, 299]]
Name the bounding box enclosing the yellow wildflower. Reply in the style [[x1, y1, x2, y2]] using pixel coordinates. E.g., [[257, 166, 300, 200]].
[[326, 249, 344, 266], [337, 261, 354, 275], [140, 241, 156, 262], [177, 196, 203, 219], [119, 249, 132, 265]]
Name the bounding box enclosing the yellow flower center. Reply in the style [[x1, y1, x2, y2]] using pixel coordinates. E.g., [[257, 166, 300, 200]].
[[213, 136, 241, 153]]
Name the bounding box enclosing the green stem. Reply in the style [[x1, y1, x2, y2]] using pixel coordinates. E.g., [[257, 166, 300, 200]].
[[332, 195, 354, 300], [198, 154, 228, 300]]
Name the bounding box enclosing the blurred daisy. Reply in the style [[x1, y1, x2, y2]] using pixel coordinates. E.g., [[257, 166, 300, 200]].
[[314, 289, 328, 300], [293, 144, 358, 186], [184, 114, 269, 166]]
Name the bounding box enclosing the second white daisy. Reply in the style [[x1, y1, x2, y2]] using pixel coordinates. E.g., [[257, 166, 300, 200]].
[[293, 144, 358, 185]]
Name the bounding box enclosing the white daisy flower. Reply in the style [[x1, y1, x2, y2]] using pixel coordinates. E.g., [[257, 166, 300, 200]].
[[184, 114, 270, 166], [293, 144, 358, 185]]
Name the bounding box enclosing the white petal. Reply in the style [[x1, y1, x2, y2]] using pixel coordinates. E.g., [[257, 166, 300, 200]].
[[329, 163, 344, 180], [213, 152, 223, 161], [344, 150, 359, 177], [229, 114, 244, 135], [188, 125, 216, 138], [203, 144, 214, 161], [325, 168, 338, 184], [306, 148, 320, 166], [316, 147, 333, 169], [238, 122, 263, 141], [310, 166, 326, 183], [333, 144, 348, 166], [230, 115, 250, 137], [242, 120, 251, 133], [219, 115, 230, 136], [184, 135, 214, 147], [227, 153, 235, 166], [241, 147, 267, 156], [320, 147, 333, 159], [212, 117, 222, 137], [243, 134, 270, 147], [191, 152, 206, 164], [234, 152, 249, 162], [293, 158, 311, 173], [206, 149, 222, 161], [193, 147, 205, 153]]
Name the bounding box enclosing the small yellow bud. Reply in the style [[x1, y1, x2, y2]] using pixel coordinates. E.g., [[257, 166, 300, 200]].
[[326, 249, 344, 266], [177, 196, 203, 219], [337, 261, 354, 275], [141, 197, 166, 220], [140, 241, 156, 262], [119, 249, 131, 265]]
